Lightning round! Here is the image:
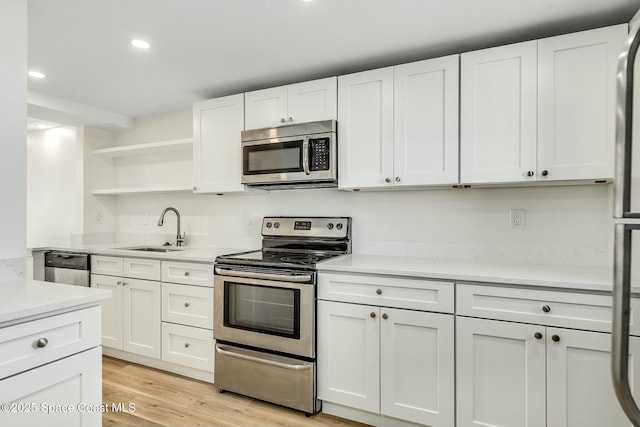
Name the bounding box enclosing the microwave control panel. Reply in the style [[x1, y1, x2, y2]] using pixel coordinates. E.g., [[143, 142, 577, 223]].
[[309, 138, 330, 171]]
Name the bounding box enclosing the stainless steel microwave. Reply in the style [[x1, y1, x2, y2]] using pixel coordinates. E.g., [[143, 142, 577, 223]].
[[241, 120, 337, 189]]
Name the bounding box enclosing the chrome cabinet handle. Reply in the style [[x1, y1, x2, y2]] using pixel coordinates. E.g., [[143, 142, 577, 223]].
[[551, 335, 560, 342], [184, 271, 190, 277], [370, 312, 376, 318], [382, 313, 388, 320], [385, 177, 391, 183], [376, 289, 382, 295], [395, 177, 401, 183], [36, 338, 48, 348], [526, 171, 534, 177], [288, 117, 293, 122], [541, 170, 549, 177], [534, 332, 543, 340], [117, 280, 123, 285], [184, 343, 191, 348], [542, 305, 551, 313], [184, 302, 190, 308], [280, 118, 286, 123]]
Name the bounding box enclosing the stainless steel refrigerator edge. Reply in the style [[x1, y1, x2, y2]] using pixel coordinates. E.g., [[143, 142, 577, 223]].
[[613, 7, 640, 426]]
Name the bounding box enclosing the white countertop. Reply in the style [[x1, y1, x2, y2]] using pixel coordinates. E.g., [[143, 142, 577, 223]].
[[318, 254, 617, 293], [0, 280, 111, 327], [30, 244, 247, 263]]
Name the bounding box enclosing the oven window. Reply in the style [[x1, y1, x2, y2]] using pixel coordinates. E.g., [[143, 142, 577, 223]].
[[243, 140, 303, 175], [224, 282, 301, 339]]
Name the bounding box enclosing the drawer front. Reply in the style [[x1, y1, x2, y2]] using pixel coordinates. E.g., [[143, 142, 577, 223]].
[[318, 272, 454, 313], [124, 257, 161, 281], [0, 306, 101, 380], [162, 283, 214, 329], [91, 255, 123, 276], [162, 261, 213, 287], [457, 284, 639, 334], [161, 322, 214, 372]]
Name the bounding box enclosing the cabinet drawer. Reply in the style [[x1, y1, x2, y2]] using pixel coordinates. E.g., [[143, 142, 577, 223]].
[[91, 255, 123, 276], [162, 261, 213, 287], [318, 272, 454, 313], [161, 322, 214, 372], [0, 306, 101, 380], [162, 283, 214, 329], [457, 284, 640, 334], [124, 257, 161, 281]]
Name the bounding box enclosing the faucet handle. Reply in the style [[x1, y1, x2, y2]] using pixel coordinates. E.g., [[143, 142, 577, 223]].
[[177, 231, 186, 247]]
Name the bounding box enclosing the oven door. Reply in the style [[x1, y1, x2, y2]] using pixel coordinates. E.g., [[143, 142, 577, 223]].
[[214, 270, 315, 358]]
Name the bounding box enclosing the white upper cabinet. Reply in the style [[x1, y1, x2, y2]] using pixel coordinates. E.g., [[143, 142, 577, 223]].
[[193, 94, 246, 194], [461, 24, 626, 184], [394, 56, 460, 186], [338, 67, 395, 189], [460, 41, 538, 184], [537, 24, 626, 181], [244, 77, 337, 129], [338, 56, 459, 189]]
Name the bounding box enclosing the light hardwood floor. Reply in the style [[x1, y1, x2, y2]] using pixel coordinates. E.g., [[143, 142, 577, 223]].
[[102, 356, 369, 427]]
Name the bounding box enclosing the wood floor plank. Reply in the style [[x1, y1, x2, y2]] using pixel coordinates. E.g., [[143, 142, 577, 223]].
[[102, 356, 370, 427]]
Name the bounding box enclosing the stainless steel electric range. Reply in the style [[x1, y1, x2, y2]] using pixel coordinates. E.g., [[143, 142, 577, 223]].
[[213, 216, 352, 415]]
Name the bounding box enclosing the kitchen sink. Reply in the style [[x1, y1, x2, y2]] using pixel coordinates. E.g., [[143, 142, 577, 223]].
[[115, 246, 182, 252]]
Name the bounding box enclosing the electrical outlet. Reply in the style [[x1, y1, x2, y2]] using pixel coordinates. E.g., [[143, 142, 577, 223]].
[[510, 209, 525, 230]]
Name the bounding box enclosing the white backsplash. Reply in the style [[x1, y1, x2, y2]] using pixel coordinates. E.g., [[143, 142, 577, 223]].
[[106, 183, 614, 267], [0, 257, 26, 284]]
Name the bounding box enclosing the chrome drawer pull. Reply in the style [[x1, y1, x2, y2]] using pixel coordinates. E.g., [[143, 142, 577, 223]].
[[184, 343, 191, 348], [184, 302, 190, 308], [184, 271, 190, 277], [36, 338, 48, 348]]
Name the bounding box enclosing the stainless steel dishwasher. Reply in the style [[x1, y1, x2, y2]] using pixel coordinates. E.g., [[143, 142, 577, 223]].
[[44, 251, 90, 286]]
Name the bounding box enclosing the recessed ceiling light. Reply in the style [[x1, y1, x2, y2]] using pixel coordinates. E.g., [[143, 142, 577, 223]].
[[131, 39, 150, 49], [28, 71, 46, 79]]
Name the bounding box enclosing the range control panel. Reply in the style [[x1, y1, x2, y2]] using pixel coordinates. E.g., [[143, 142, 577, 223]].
[[262, 217, 349, 238]]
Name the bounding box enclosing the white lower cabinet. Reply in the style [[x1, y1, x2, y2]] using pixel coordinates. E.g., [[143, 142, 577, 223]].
[[0, 306, 103, 427], [318, 273, 455, 427], [92, 273, 161, 358], [456, 284, 640, 427]]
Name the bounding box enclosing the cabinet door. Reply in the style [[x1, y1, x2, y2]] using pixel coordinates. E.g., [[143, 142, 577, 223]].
[[456, 316, 546, 427], [537, 24, 626, 181], [380, 308, 454, 426], [0, 347, 102, 427], [91, 273, 123, 350], [394, 55, 459, 186], [245, 86, 288, 129], [287, 77, 337, 124], [546, 328, 640, 427], [123, 278, 161, 358], [317, 301, 380, 413], [460, 41, 538, 184], [193, 94, 245, 193], [338, 67, 394, 189]]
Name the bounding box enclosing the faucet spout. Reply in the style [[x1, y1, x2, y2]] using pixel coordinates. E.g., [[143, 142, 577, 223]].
[[157, 207, 185, 246]]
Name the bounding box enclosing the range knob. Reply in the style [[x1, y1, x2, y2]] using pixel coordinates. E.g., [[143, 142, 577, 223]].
[[274, 222, 280, 229], [336, 223, 343, 230], [327, 223, 334, 230], [265, 222, 272, 228]]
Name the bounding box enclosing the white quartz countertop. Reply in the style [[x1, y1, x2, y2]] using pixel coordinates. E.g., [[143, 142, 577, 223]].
[[0, 280, 111, 327], [30, 244, 248, 263], [317, 254, 617, 293]]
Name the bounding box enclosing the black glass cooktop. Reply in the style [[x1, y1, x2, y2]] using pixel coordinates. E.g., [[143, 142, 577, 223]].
[[215, 249, 341, 270]]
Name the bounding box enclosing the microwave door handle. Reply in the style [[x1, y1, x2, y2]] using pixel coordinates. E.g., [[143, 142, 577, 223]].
[[303, 138, 311, 175]]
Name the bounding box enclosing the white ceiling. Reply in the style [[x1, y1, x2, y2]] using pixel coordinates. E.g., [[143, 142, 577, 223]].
[[27, 0, 640, 129]]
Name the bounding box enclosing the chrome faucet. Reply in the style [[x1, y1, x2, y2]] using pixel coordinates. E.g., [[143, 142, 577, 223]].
[[157, 207, 185, 246]]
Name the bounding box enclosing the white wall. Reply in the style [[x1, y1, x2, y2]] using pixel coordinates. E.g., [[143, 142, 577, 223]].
[[83, 108, 614, 268], [111, 184, 612, 267], [0, 0, 27, 281], [27, 126, 82, 247]]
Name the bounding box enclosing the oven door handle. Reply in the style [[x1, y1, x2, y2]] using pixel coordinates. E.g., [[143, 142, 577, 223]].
[[215, 267, 312, 283], [215, 344, 313, 371]]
